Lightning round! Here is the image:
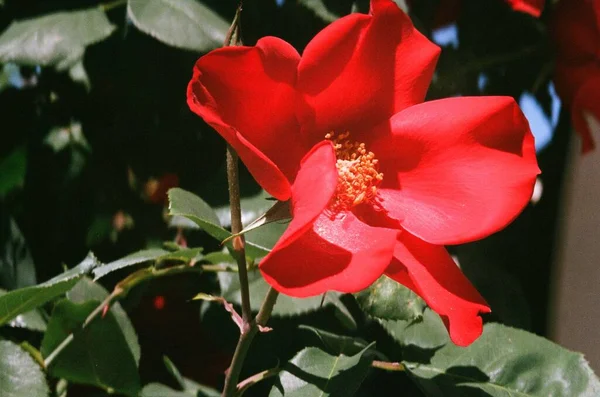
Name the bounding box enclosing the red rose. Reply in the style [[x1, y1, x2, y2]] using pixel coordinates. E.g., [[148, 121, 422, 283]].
[[552, 0, 600, 153], [187, 0, 539, 346]]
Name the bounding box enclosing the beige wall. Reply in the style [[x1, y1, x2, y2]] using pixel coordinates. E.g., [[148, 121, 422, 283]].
[[551, 126, 600, 370]]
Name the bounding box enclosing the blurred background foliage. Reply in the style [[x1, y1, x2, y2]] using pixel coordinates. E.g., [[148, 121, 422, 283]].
[[0, 0, 577, 395]]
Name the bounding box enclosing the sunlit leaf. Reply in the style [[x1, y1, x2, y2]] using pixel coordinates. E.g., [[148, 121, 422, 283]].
[[355, 275, 425, 322], [168, 188, 278, 258], [41, 300, 141, 396], [0, 252, 99, 326], [92, 247, 201, 280], [383, 309, 600, 396], [270, 343, 375, 396], [0, 7, 115, 70], [0, 340, 49, 397], [127, 0, 228, 52]]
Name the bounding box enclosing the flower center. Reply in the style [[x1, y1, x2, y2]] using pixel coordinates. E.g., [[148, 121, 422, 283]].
[[325, 131, 384, 212]]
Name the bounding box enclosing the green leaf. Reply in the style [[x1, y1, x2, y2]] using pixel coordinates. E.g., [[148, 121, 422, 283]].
[[0, 340, 49, 397], [92, 247, 202, 280], [92, 248, 167, 280], [168, 188, 278, 258], [299, 325, 368, 356], [380, 308, 450, 350], [141, 384, 192, 397], [1, 215, 37, 290], [67, 278, 140, 366], [0, 290, 46, 331], [214, 190, 274, 227], [0, 7, 115, 70], [41, 299, 141, 396], [141, 357, 220, 397], [355, 275, 425, 321], [384, 311, 600, 396], [270, 344, 375, 397], [218, 270, 333, 317], [0, 146, 26, 198], [0, 252, 100, 326], [127, 0, 228, 52]]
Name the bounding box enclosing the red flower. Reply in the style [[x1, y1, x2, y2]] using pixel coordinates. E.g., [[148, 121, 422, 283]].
[[552, 0, 600, 153], [187, 0, 539, 346]]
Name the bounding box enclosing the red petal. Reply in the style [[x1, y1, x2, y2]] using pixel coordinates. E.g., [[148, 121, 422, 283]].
[[276, 141, 338, 250], [572, 75, 600, 153], [506, 0, 544, 17], [368, 96, 539, 245], [297, 0, 440, 143], [386, 232, 490, 346], [260, 211, 398, 297], [187, 37, 306, 200]]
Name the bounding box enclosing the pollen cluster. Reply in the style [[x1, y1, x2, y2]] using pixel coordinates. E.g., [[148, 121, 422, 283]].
[[325, 131, 384, 212]]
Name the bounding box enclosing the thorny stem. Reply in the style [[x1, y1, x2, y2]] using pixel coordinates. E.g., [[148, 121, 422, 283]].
[[225, 146, 252, 324], [222, 286, 280, 396]]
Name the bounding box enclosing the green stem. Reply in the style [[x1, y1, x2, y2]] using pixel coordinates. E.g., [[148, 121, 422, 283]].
[[222, 286, 280, 397], [237, 367, 282, 396], [225, 145, 252, 324], [101, 0, 126, 12], [371, 360, 405, 372]]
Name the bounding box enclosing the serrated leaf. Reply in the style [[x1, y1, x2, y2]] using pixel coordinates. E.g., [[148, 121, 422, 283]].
[[270, 343, 375, 397], [127, 0, 228, 52], [0, 252, 99, 326], [92, 248, 167, 280], [384, 311, 600, 396], [355, 275, 425, 321], [0, 146, 26, 198], [67, 278, 140, 366], [0, 7, 115, 70], [168, 188, 281, 258], [0, 340, 49, 397], [92, 247, 201, 280], [41, 299, 141, 396]]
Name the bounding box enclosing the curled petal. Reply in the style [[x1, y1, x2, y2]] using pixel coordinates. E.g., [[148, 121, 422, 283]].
[[260, 211, 398, 297], [386, 232, 490, 346], [276, 140, 338, 250], [369, 96, 539, 245], [297, 0, 440, 142], [187, 37, 305, 200]]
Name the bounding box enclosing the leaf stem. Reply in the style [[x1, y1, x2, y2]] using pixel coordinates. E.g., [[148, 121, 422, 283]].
[[237, 367, 282, 396], [100, 0, 126, 12], [371, 360, 405, 372]]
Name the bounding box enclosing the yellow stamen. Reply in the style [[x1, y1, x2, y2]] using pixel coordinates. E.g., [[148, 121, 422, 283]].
[[326, 131, 384, 212]]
